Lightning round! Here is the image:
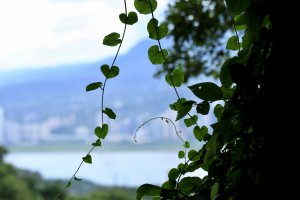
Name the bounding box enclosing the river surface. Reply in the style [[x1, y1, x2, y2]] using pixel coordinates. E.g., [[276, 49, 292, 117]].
[[5, 151, 206, 187]]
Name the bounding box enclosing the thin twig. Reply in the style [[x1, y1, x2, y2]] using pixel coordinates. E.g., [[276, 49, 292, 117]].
[[134, 116, 184, 143], [55, 1, 128, 199]]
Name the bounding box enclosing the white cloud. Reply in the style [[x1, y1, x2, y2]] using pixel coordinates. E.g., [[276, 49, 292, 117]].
[[0, 0, 170, 70]]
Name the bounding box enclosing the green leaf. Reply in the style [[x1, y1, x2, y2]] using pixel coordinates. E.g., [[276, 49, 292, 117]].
[[188, 150, 199, 161], [211, 120, 234, 142], [210, 182, 219, 200], [66, 181, 71, 188], [189, 82, 223, 101], [165, 67, 184, 87], [184, 115, 198, 127], [147, 18, 168, 40], [214, 104, 224, 121], [242, 32, 252, 50], [100, 65, 119, 79], [94, 124, 109, 139], [103, 108, 116, 119], [148, 45, 168, 65], [86, 82, 102, 92], [244, 9, 264, 40], [234, 13, 246, 24], [176, 105, 192, 121], [119, 13, 127, 24], [82, 155, 92, 164], [226, 36, 239, 50], [176, 101, 193, 121], [162, 180, 176, 190], [119, 11, 138, 25], [136, 184, 161, 200], [196, 101, 210, 115], [74, 177, 82, 181], [206, 134, 220, 156], [168, 168, 180, 180], [92, 139, 101, 147], [100, 124, 108, 139], [103, 32, 121, 46], [178, 150, 185, 159], [177, 163, 185, 173], [234, 13, 246, 30], [169, 98, 186, 111], [134, 0, 157, 15], [186, 160, 202, 172], [211, 121, 232, 135], [193, 126, 201, 141], [220, 59, 233, 87], [262, 15, 272, 29], [178, 177, 202, 193], [94, 126, 101, 138], [226, 0, 250, 15], [193, 126, 208, 142], [160, 188, 178, 199], [184, 141, 190, 148]]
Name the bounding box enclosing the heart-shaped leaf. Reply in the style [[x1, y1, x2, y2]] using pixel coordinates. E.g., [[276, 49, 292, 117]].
[[100, 65, 119, 79], [184, 115, 198, 127], [119, 11, 138, 25], [103, 32, 121, 46], [82, 154, 92, 164], [92, 139, 101, 147], [147, 18, 168, 40], [226, 35, 239, 50], [165, 66, 184, 87], [94, 124, 109, 139], [148, 45, 168, 65], [196, 100, 210, 115], [193, 126, 208, 142], [134, 0, 157, 15]]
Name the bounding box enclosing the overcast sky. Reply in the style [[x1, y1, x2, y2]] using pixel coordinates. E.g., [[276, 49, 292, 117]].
[[0, 0, 170, 71]]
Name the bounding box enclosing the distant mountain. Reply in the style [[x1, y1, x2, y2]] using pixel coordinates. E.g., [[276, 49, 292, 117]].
[[0, 40, 158, 88], [0, 40, 202, 145], [0, 40, 173, 118]]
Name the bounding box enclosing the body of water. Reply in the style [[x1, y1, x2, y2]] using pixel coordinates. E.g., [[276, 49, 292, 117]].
[[5, 151, 206, 187]]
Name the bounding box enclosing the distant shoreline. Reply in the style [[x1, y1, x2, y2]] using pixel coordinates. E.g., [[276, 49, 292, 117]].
[[7, 141, 197, 153]]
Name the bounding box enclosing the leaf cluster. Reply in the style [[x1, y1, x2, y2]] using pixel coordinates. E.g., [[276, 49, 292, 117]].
[[61, 0, 280, 199], [156, 0, 232, 81], [135, 0, 279, 199]]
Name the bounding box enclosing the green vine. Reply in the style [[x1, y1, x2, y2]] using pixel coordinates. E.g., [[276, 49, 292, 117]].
[[134, 117, 184, 144], [57, 0, 279, 199], [55, 0, 138, 199], [135, 0, 277, 199]]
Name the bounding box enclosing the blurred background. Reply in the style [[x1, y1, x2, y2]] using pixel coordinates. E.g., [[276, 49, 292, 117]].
[[0, 0, 228, 199]]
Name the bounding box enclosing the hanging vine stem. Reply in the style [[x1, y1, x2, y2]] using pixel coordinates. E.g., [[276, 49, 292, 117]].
[[101, 0, 128, 125], [54, 146, 96, 200], [134, 116, 184, 143], [55, 1, 129, 199], [147, 1, 200, 127], [145, 0, 207, 192]]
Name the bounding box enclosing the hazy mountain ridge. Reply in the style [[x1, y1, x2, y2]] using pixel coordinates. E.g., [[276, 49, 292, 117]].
[[0, 40, 170, 117], [0, 40, 197, 145]]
